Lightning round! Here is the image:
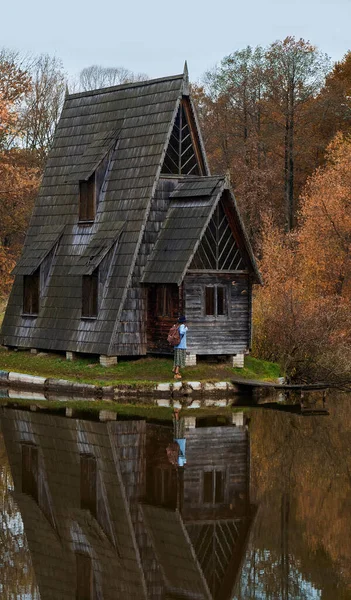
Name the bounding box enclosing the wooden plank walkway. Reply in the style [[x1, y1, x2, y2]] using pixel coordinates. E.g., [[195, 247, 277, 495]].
[[231, 378, 329, 391]]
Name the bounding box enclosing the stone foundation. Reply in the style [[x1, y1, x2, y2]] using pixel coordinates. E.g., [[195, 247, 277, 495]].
[[30, 349, 38, 355], [66, 351, 76, 361], [185, 352, 197, 366], [232, 353, 245, 368], [99, 355, 118, 367]]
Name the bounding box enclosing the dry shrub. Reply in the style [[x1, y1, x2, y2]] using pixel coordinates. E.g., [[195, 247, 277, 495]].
[[254, 134, 351, 382]]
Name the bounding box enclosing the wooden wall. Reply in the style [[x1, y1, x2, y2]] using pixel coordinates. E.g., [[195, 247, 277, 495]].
[[182, 425, 249, 521], [112, 178, 177, 356], [146, 284, 180, 354], [184, 272, 251, 356]]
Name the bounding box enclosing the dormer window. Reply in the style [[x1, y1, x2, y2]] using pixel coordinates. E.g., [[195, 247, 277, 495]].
[[78, 150, 112, 224], [82, 270, 98, 318], [23, 269, 40, 316], [79, 173, 96, 223]]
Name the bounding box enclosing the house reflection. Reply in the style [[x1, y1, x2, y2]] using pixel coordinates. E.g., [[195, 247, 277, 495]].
[[1, 407, 255, 600]]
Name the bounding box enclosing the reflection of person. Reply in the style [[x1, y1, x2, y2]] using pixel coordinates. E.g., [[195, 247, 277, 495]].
[[173, 316, 188, 379]]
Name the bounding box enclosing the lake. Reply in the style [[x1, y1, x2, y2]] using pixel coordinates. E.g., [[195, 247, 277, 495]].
[[0, 392, 349, 599]]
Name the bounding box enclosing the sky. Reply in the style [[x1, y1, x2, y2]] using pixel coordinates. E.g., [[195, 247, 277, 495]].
[[2, 0, 350, 82]]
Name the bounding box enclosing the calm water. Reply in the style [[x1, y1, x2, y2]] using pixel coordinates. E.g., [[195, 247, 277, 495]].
[[0, 393, 350, 600]]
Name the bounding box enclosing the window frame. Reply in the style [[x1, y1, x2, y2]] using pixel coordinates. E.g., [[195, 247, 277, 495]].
[[80, 454, 97, 517], [21, 443, 39, 501], [156, 285, 172, 317], [76, 552, 93, 600], [203, 284, 229, 318], [78, 150, 112, 225], [23, 269, 40, 316], [202, 468, 226, 505], [81, 270, 99, 319]]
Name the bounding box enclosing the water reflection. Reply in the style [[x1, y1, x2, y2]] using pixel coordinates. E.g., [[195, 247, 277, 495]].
[[0, 395, 350, 599]]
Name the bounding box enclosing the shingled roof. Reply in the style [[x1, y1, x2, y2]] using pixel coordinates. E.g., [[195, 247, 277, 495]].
[[2, 73, 188, 354], [141, 504, 212, 600], [142, 176, 261, 285]]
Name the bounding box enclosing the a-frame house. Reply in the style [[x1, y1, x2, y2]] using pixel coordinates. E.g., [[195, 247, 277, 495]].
[[1, 65, 261, 366]]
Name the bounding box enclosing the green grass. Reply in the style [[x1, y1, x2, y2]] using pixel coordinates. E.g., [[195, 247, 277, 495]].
[[0, 397, 250, 421], [0, 347, 280, 386], [232, 356, 281, 381]]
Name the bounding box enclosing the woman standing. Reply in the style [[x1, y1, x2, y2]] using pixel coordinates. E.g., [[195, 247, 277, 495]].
[[173, 316, 188, 379]]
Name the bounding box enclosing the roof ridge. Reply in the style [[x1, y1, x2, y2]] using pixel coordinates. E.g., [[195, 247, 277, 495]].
[[67, 73, 184, 100]]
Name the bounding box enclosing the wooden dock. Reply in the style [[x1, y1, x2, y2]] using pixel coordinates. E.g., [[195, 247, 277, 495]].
[[231, 378, 329, 391]]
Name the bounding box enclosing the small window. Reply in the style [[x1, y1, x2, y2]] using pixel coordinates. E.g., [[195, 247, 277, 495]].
[[82, 271, 98, 318], [204, 286, 228, 317], [22, 444, 39, 501], [79, 173, 96, 223], [80, 454, 97, 517], [76, 553, 93, 600], [205, 287, 215, 316], [203, 469, 225, 504], [23, 269, 40, 315], [156, 286, 172, 317], [78, 151, 111, 224]]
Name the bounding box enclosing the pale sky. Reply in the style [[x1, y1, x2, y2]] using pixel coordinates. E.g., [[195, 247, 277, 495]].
[[4, 0, 351, 82]]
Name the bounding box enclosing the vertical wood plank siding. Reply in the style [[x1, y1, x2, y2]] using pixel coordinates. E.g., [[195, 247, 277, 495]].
[[184, 273, 250, 355], [182, 426, 249, 521]]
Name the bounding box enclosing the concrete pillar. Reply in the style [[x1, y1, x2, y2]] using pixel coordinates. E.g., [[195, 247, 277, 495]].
[[231, 412, 245, 427], [99, 355, 118, 367], [99, 410, 117, 422], [30, 348, 38, 355], [66, 351, 76, 361], [232, 353, 245, 368], [185, 352, 197, 366], [184, 416, 196, 430]]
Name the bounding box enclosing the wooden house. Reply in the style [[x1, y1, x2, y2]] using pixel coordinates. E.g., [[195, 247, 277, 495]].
[[1, 407, 256, 600], [145, 414, 255, 600], [1, 65, 261, 366]]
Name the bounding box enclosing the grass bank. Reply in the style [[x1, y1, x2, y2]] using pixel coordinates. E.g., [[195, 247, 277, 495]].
[[0, 397, 249, 422], [0, 347, 280, 387]]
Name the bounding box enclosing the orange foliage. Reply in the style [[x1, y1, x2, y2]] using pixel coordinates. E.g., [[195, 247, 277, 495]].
[[254, 134, 351, 381], [0, 53, 40, 299]]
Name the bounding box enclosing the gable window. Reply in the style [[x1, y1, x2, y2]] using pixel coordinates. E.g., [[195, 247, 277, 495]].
[[22, 444, 39, 502], [161, 97, 205, 176], [23, 269, 40, 315], [80, 454, 97, 517], [76, 553, 93, 600], [204, 285, 227, 317], [190, 202, 246, 271], [82, 271, 98, 318], [203, 469, 225, 504]]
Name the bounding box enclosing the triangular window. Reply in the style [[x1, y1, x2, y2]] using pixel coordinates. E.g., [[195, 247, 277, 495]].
[[161, 98, 205, 176], [190, 202, 246, 271]]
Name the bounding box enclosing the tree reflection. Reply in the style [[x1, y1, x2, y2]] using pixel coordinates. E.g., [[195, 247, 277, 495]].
[[234, 395, 351, 599], [0, 433, 39, 600]]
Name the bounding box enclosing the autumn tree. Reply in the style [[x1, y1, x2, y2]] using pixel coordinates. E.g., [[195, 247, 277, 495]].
[[79, 64, 148, 91], [265, 37, 330, 230], [19, 54, 66, 163], [254, 133, 351, 382], [311, 51, 351, 159], [195, 38, 330, 239], [0, 49, 40, 299], [0, 48, 31, 149], [196, 48, 278, 244]]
